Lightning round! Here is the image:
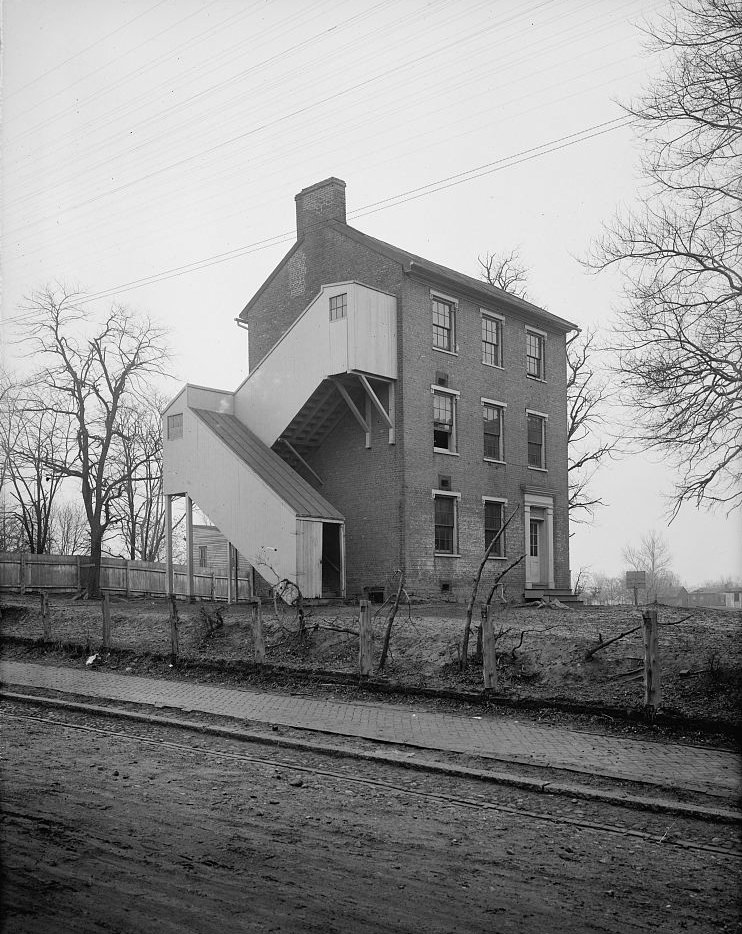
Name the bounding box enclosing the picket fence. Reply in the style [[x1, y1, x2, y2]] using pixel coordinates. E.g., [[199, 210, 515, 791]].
[[0, 552, 253, 601]]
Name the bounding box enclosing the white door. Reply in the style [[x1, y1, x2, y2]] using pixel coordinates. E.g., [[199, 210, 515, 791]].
[[526, 516, 544, 585]]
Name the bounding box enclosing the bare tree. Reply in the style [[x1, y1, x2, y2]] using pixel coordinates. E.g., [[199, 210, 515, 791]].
[[0, 386, 73, 553], [111, 396, 167, 562], [590, 0, 742, 516], [480, 252, 615, 520], [623, 530, 676, 601], [51, 501, 90, 555], [20, 284, 169, 596], [478, 249, 530, 299], [566, 328, 616, 520]]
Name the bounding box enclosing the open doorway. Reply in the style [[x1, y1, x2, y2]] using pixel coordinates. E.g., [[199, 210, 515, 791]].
[[321, 523, 343, 597]]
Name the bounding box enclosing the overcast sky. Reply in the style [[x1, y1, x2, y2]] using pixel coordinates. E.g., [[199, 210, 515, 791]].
[[3, 0, 740, 586]]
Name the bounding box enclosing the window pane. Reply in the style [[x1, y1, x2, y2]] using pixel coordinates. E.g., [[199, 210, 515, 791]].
[[482, 316, 501, 366], [527, 415, 544, 467], [434, 496, 455, 553], [434, 392, 454, 450], [433, 299, 453, 350], [483, 404, 502, 459], [484, 501, 504, 556], [329, 293, 347, 320], [526, 331, 544, 378]]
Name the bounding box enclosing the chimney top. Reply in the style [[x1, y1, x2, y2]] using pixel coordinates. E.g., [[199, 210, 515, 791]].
[[295, 177, 346, 238]]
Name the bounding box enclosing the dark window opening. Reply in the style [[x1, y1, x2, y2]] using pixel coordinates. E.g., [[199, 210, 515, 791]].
[[484, 501, 504, 557], [434, 495, 456, 553]]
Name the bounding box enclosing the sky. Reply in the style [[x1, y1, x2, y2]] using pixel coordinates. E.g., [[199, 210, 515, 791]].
[[2, 0, 740, 587]]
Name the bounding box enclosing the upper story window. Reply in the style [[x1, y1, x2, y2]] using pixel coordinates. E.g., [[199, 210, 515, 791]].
[[481, 312, 503, 367], [432, 296, 456, 352], [526, 328, 546, 379], [167, 413, 183, 440], [198, 545, 208, 568], [432, 386, 459, 453], [482, 400, 505, 461], [329, 293, 347, 321], [527, 411, 547, 469]]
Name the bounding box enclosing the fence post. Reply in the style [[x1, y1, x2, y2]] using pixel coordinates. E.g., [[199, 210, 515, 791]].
[[642, 608, 661, 711], [481, 604, 497, 691], [252, 598, 266, 664], [19, 552, 26, 595], [358, 600, 373, 678], [41, 592, 50, 641], [124, 561, 130, 598], [210, 570, 215, 601], [76, 556, 82, 596], [101, 592, 111, 650], [169, 594, 179, 663]]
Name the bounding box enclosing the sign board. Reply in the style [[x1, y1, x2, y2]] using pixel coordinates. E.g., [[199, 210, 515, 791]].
[[626, 571, 647, 588]]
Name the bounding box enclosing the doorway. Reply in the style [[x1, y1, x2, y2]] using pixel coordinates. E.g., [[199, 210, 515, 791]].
[[524, 494, 554, 589], [321, 523, 343, 597]]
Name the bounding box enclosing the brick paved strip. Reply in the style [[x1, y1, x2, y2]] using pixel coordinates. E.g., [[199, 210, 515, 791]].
[[2, 661, 739, 798]]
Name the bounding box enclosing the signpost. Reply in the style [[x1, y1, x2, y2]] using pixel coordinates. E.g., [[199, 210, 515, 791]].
[[626, 571, 646, 607]]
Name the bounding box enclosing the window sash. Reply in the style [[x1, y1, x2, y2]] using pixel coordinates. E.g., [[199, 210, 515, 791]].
[[434, 496, 456, 553], [482, 316, 501, 366], [433, 392, 455, 450], [526, 331, 544, 378], [329, 293, 347, 321], [484, 501, 504, 556], [483, 404, 502, 460], [527, 414, 545, 467], [167, 413, 183, 440], [433, 299, 454, 351]]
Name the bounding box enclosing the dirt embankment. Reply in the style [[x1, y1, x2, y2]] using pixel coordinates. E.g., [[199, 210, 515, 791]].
[[2, 595, 740, 726]]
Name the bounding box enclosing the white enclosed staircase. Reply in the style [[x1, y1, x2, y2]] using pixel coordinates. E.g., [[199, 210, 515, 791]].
[[163, 282, 397, 599]]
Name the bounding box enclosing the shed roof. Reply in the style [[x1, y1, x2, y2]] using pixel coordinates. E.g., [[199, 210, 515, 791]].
[[193, 409, 343, 522]]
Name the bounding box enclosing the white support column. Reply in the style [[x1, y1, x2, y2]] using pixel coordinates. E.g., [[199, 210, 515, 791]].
[[164, 494, 174, 596], [185, 495, 194, 602], [227, 543, 235, 605], [523, 503, 532, 589], [545, 504, 555, 589]]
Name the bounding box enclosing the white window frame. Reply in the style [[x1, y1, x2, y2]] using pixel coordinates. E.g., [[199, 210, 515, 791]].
[[526, 409, 548, 470], [481, 397, 506, 463], [432, 385, 460, 455], [167, 413, 183, 440], [431, 290, 458, 355], [482, 496, 507, 559], [481, 310, 504, 368], [525, 326, 547, 381], [432, 489, 461, 556], [329, 292, 347, 321]]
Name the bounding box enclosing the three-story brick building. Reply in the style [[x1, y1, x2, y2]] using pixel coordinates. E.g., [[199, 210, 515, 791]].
[[163, 177, 577, 602]]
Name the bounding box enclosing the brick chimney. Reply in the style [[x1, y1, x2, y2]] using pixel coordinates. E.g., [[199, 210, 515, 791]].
[[295, 177, 346, 238]]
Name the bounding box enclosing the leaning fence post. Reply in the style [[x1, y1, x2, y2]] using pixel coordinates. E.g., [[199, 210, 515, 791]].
[[252, 598, 266, 664], [481, 604, 497, 691], [41, 592, 50, 641], [642, 607, 661, 711], [169, 594, 180, 663], [19, 552, 27, 596], [101, 592, 111, 650], [358, 599, 373, 678]]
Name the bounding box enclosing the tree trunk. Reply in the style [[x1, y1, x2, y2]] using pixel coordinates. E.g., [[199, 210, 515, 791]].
[[87, 530, 104, 598]]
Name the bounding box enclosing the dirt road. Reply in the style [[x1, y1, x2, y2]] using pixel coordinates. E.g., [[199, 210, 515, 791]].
[[2, 700, 739, 934]]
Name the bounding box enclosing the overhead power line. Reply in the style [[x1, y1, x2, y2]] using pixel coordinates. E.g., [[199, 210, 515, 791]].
[[62, 116, 635, 306]]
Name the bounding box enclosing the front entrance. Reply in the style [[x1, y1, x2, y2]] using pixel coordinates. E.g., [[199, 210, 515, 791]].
[[524, 494, 554, 589]]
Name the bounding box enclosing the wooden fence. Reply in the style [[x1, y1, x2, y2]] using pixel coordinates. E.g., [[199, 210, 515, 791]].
[[0, 552, 253, 601]]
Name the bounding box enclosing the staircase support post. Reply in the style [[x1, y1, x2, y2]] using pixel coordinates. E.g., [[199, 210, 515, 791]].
[[164, 494, 174, 596], [185, 495, 195, 603]]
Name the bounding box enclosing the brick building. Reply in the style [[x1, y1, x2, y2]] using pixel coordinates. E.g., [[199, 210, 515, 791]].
[[163, 178, 577, 602]]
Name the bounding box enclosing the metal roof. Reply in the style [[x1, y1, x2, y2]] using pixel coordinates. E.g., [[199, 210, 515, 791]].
[[193, 409, 344, 522]]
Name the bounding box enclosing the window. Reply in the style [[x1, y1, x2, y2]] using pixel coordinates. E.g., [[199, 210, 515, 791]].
[[167, 413, 183, 440], [329, 293, 347, 320], [526, 329, 545, 379], [434, 494, 457, 554], [198, 546, 208, 568], [482, 402, 504, 461], [432, 297, 455, 352], [482, 313, 503, 367], [527, 412, 546, 468], [530, 518, 540, 556], [433, 387, 458, 452], [484, 499, 505, 557]]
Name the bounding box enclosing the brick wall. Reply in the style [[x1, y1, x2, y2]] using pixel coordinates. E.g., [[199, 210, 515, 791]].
[[243, 187, 572, 601]]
